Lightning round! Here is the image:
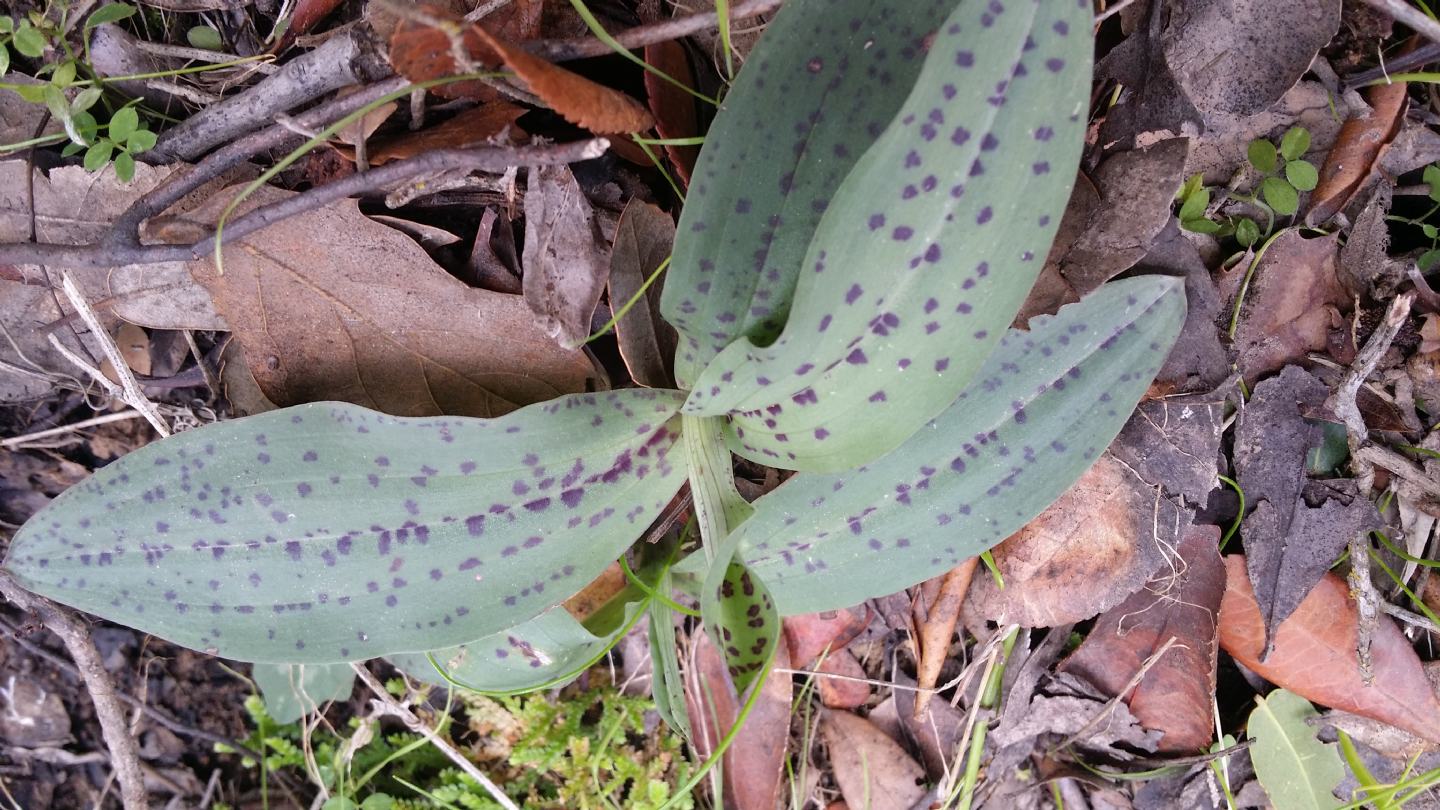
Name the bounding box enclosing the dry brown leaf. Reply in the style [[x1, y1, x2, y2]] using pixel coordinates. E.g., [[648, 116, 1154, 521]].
[[965, 454, 1178, 628], [816, 650, 871, 710], [644, 40, 701, 186], [522, 164, 609, 349], [335, 102, 527, 165], [820, 710, 928, 810], [684, 632, 792, 810], [158, 183, 599, 416], [100, 323, 152, 383], [388, 6, 653, 134], [1305, 76, 1408, 227], [783, 608, 870, 669], [608, 199, 677, 388], [560, 563, 627, 623], [1227, 230, 1347, 381], [1218, 555, 1440, 745], [1061, 526, 1225, 753]]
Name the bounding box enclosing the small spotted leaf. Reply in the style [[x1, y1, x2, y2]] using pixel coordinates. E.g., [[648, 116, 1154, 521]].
[[661, 0, 960, 386], [682, 0, 1094, 473], [730, 276, 1186, 614], [389, 600, 645, 694], [2, 390, 686, 663], [702, 554, 779, 695]]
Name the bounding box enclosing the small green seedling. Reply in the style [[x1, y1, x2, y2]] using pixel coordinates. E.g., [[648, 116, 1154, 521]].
[[1177, 126, 1318, 247], [1385, 162, 1440, 272], [0, 3, 154, 179], [3, 0, 1185, 731]]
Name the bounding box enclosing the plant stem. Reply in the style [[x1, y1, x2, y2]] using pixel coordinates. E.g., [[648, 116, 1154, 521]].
[[681, 415, 751, 563], [956, 627, 1019, 810]]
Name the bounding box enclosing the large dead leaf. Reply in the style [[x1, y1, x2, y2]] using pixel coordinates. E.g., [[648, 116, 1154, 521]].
[[0, 160, 226, 401], [1218, 555, 1440, 745], [154, 184, 598, 416], [1058, 139, 1190, 296], [684, 632, 791, 810], [1234, 366, 1381, 652], [1228, 231, 1347, 381], [782, 608, 869, 669], [820, 710, 928, 810], [608, 199, 677, 388], [387, 6, 653, 134], [522, 164, 609, 350], [1163, 0, 1340, 118], [1062, 526, 1226, 753], [1138, 222, 1232, 393], [1110, 393, 1225, 510], [965, 454, 1180, 628]]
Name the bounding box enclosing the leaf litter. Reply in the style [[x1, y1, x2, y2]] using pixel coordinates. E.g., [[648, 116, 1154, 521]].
[[8, 0, 1440, 808]]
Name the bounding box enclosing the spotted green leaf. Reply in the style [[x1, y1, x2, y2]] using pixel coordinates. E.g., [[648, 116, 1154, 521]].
[[729, 276, 1185, 614], [2, 390, 686, 663], [682, 0, 1094, 472], [389, 600, 645, 694], [254, 663, 355, 724], [661, 0, 960, 386], [702, 555, 779, 695]]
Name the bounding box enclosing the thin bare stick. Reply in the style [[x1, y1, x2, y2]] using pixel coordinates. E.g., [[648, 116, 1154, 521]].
[[527, 0, 784, 62], [1, 410, 143, 449], [58, 273, 170, 436], [1358, 0, 1440, 47], [0, 572, 149, 810], [350, 663, 520, 810], [0, 139, 608, 269], [1325, 292, 1414, 680]]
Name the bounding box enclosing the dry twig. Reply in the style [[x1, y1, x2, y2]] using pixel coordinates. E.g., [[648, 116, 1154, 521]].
[[350, 662, 520, 810], [0, 572, 149, 810]]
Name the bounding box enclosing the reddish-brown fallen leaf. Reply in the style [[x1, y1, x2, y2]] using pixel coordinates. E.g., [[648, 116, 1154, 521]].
[[1218, 555, 1440, 744], [1227, 231, 1347, 381], [1305, 76, 1408, 227], [820, 710, 928, 810], [335, 102, 527, 165], [912, 557, 977, 718], [643, 40, 700, 186], [685, 632, 792, 810], [1061, 526, 1226, 753], [388, 7, 653, 134], [278, 0, 345, 47], [965, 454, 1178, 628], [783, 607, 870, 668], [817, 650, 871, 710], [608, 199, 678, 389], [153, 184, 598, 416]]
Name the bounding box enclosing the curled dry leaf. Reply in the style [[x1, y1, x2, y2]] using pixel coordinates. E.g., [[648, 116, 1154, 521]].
[[965, 454, 1179, 628], [155, 184, 598, 416], [684, 632, 792, 810], [1305, 76, 1408, 227], [1061, 526, 1226, 753], [608, 199, 678, 388], [1218, 555, 1440, 745], [643, 40, 701, 186], [388, 6, 653, 134], [522, 164, 610, 349], [912, 557, 977, 718]]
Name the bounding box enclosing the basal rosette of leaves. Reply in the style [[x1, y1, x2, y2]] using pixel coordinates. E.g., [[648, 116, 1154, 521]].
[[3, 0, 1184, 703]]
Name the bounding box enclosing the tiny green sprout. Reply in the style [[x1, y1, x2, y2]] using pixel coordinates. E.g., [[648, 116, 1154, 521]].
[[1259, 175, 1299, 216], [1235, 217, 1261, 247], [1279, 125, 1311, 161], [1247, 138, 1278, 174], [1426, 164, 1440, 203], [187, 25, 223, 51]]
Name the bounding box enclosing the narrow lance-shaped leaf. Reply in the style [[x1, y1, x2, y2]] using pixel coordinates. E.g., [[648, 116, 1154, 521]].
[[661, 0, 960, 386], [729, 276, 1185, 614], [683, 0, 1094, 473], [3, 390, 686, 663]]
